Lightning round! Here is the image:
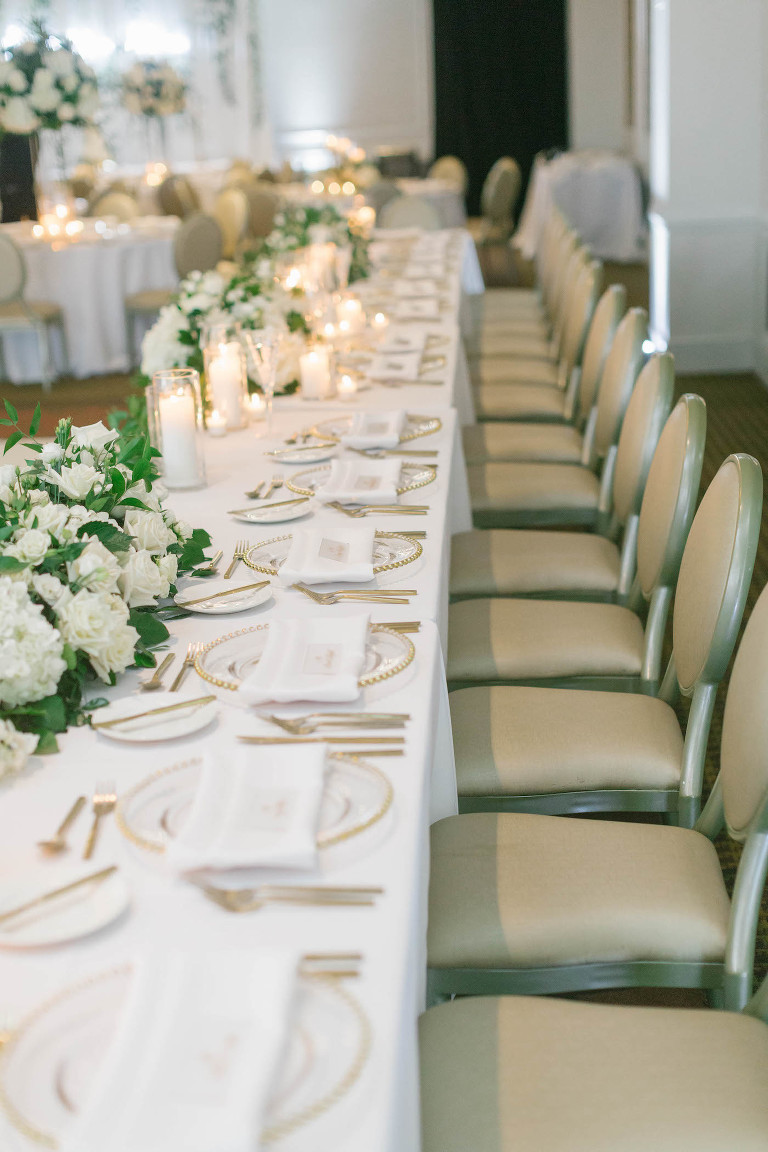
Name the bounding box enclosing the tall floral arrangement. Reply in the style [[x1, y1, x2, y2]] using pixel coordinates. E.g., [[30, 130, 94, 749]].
[[0, 24, 99, 136], [0, 402, 211, 765], [260, 203, 370, 281], [121, 60, 187, 119]]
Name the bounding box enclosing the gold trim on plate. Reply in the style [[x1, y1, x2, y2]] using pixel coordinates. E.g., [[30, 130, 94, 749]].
[[242, 531, 423, 577], [285, 461, 437, 499]]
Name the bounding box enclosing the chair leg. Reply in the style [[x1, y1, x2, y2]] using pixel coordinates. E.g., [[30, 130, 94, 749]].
[[0, 334, 8, 384], [36, 324, 53, 393]]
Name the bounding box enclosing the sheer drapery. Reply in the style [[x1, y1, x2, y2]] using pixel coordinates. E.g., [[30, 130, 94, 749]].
[[0, 0, 272, 172]]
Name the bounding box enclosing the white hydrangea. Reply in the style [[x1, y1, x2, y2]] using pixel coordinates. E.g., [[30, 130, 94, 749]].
[[57, 590, 139, 682], [0, 578, 66, 707], [0, 719, 38, 782], [140, 304, 190, 378]]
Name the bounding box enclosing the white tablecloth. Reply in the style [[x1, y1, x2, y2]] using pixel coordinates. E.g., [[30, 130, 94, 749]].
[[515, 150, 646, 263]]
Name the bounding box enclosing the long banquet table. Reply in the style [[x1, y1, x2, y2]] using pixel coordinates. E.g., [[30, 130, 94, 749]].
[[0, 228, 480, 1151]]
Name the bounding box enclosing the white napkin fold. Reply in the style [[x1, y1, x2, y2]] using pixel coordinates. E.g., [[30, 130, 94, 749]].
[[394, 298, 440, 320], [314, 457, 402, 505], [340, 409, 408, 449], [367, 352, 422, 382], [378, 328, 428, 356], [278, 522, 376, 585], [239, 613, 369, 703], [403, 261, 446, 279], [167, 746, 326, 871], [62, 948, 298, 1152], [392, 278, 438, 298]]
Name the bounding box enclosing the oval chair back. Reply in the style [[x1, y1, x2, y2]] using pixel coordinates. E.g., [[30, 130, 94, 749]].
[[243, 185, 280, 238], [573, 283, 626, 425], [378, 195, 442, 231], [480, 157, 520, 219], [213, 187, 249, 259], [657, 452, 763, 828], [541, 229, 578, 321], [532, 210, 566, 296], [88, 191, 139, 221], [0, 233, 27, 305], [173, 213, 223, 278], [367, 180, 400, 216], [550, 244, 590, 350], [557, 258, 602, 382], [484, 161, 522, 237], [590, 306, 647, 460], [158, 175, 200, 218], [428, 155, 468, 194]]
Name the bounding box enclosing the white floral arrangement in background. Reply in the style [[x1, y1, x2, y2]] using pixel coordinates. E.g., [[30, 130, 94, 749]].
[[0, 23, 99, 136], [121, 60, 187, 119], [0, 404, 211, 769]]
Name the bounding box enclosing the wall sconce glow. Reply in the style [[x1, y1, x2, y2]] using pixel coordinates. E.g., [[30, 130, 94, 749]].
[[2, 24, 28, 48], [124, 21, 190, 57], [66, 28, 115, 63]]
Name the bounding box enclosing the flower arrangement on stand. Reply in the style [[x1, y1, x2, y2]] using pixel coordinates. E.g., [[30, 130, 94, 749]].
[[121, 60, 186, 158], [0, 23, 99, 137], [0, 401, 212, 770]]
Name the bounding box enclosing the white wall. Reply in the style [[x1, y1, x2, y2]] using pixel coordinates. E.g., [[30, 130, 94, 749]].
[[259, 0, 433, 169], [567, 0, 628, 151]]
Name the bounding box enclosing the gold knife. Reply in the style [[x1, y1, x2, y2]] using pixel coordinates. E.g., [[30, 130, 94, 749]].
[[0, 866, 118, 925], [228, 497, 310, 514], [92, 695, 216, 730], [177, 581, 270, 608], [239, 735, 405, 745]]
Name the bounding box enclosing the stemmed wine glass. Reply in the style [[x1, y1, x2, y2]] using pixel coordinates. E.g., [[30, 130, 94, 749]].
[[240, 327, 281, 437]]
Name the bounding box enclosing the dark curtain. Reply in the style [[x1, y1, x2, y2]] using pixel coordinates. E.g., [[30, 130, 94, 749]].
[[433, 0, 567, 216], [0, 135, 38, 222]]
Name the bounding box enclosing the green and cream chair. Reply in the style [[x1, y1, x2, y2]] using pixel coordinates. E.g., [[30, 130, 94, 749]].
[[468, 307, 647, 530], [452, 452, 761, 826], [469, 277, 619, 436], [450, 393, 707, 693], [427, 568, 768, 1020], [481, 207, 570, 323], [452, 355, 675, 602], [467, 157, 522, 245]]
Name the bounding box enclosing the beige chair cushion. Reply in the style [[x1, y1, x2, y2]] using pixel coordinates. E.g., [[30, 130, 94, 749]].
[[481, 314, 549, 337], [428, 812, 730, 968], [476, 357, 559, 385], [0, 300, 61, 326], [469, 462, 600, 517], [480, 333, 554, 360], [462, 423, 582, 464], [483, 287, 541, 313], [420, 995, 768, 1152], [447, 597, 645, 683], [126, 288, 174, 313], [450, 685, 683, 794], [449, 529, 621, 598], [474, 384, 567, 422]]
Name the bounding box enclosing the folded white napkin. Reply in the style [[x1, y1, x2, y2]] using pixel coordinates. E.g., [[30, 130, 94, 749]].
[[314, 457, 402, 504], [167, 746, 326, 871], [393, 278, 438, 298], [394, 298, 440, 320], [367, 352, 422, 382], [340, 409, 408, 449], [378, 328, 428, 356], [239, 613, 369, 703], [278, 522, 376, 585], [403, 261, 446, 280], [62, 948, 298, 1152]]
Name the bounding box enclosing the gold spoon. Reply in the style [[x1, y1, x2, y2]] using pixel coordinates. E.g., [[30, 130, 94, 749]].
[[139, 652, 175, 692], [37, 796, 86, 856]]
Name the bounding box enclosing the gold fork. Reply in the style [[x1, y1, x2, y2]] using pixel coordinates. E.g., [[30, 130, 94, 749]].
[[224, 539, 249, 579], [292, 583, 413, 605], [263, 712, 409, 735], [193, 882, 383, 913], [83, 782, 117, 860], [169, 642, 203, 692], [328, 502, 429, 518]]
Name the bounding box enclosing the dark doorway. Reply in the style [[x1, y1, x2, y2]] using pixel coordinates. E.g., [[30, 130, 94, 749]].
[[432, 0, 568, 216]]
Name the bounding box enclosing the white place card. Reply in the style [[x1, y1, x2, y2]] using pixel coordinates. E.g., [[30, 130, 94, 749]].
[[394, 298, 440, 320], [393, 278, 438, 298], [367, 352, 422, 381], [378, 328, 428, 355]]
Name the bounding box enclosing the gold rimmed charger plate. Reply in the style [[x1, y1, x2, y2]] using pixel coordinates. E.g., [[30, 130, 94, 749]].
[[243, 531, 422, 577], [194, 623, 415, 692], [308, 413, 442, 444], [285, 461, 436, 498], [0, 965, 370, 1149]]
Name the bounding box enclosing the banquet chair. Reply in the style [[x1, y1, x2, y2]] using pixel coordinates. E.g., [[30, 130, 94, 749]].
[[377, 194, 442, 231], [213, 187, 249, 259], [125, 213, 223, 365], [481, 206, 571, 322], [452, 354, 675, 604], [366, 180, 400, 217], [448, 389, 707, 694], [428, 155, 468, 194], [0, 233, 67, 392], [240, 184, 280, 239], [468, 157, 522, 245], [224, 159, 254, 186], [468, 262, 605, 444], [87, 190, 139, 222], [158, 174, 200, 218], [452, 446, 760, 826], [429, 537, 768, 1012], [467, 306, 646, 528]]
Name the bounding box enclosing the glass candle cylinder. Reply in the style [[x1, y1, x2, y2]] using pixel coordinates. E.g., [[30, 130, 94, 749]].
[[299, 345, 333, 400], [150, 369, 206, 489], [336, 295, 366, 334], [203, 322, 248, 430]]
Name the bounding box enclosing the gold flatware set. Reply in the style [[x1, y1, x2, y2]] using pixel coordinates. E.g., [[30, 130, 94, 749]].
[[292, 582, 416, 606]]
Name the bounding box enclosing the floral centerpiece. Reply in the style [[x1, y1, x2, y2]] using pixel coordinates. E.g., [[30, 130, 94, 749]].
[[0, 401, 211, 771], [121, 60, 186, 119], [0, 24, 99, 136], [259, 203, 370, 282]]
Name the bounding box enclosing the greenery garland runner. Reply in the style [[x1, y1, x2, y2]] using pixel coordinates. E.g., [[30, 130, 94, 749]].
[[0, 402, 212, 769]]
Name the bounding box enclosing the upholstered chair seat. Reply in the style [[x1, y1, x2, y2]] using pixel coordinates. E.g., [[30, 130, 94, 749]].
[[450, 529, 621, 599], [474, 356, 559, 386], [477, 333, 555, 361], [472, 382, 566, 422], [419, 995, 768, 1152], [462, 423, 583, 464], [468, 461, 602, 528], [480, 316, 550, 342]]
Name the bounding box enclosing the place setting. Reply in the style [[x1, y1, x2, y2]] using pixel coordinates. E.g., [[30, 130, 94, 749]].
[[285, 455, 437, 504]]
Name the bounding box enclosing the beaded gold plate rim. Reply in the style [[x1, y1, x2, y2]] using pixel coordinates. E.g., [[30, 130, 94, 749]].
[[0, 967, 370, 1148], [284, 461, 437, 498], [308, 412, 442, 444], [193, 623, 415, 692], [242, 531, 423, 576], [114, 752, 394, 855]]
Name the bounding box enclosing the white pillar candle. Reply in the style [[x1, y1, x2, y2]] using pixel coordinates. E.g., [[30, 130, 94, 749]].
[[158, 391, 200, 488], [337, 373, 358, 397], [371, 311, 389, 332], [299, 347, 332, 399], [337, 297, 365, 334], [249, 393, 266, 421], [207, 342, 244, 429], [207, 408, 227, 436]]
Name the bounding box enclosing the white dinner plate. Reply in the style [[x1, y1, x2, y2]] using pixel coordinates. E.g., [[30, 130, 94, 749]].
[[174, 578, 273, 615], [91, 692, 218, 744], [230, 501, 314, 525], [0, 866, 129, 949]]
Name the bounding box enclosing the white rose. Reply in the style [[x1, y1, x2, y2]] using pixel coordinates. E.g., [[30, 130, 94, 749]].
[[118, 549, 169, 607], [28, 489, 48, 506], [32, 573, 72, 610], [0, 719, 38, 781], [58, 102, 76, 122], [8, 68, 28, 93], [46, 462, 101, 500], [41, 443, 64, 464], [57, 590, 139, 682], [44, 49, 75, 77], [124, 509, 176, 555], [0, 464, 18, 486], [70, 421, 119, 456], [67, 537, 122, 593], [77, 85, 99, 118], [12, 528, 50, 564], [29, 75, 59, 113], [174, 519, 193, 541], [0, 578, 66, 706], [0, 96, 40, 133], [24, 502, 68, 540], [0, 484, 13, 505], [18, 42, 38, 56], [157, 553, 178, 586], [119, 482, 161, 514], [61, 73, 78, 94]]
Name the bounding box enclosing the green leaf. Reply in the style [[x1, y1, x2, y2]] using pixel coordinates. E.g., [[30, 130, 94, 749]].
[[24, 442, 43, 453], [133, 650, 155, 668], [28, 402, 41, 437], [3, 430, 23, 453], [0, 555, 27, 573], [83, 697, 109, 711], [78, 520, 133, 553], [128, 609, 170, 649], [34, 730, 59, 754], [3, 398, 18, 423]]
